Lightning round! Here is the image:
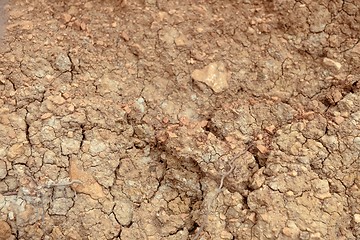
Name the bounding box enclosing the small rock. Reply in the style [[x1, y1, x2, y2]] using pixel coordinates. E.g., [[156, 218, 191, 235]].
[[320, 135, 338, 151], [84, 2, 93, 9], [48, 94, 66, 105], [0, 220, 12, 240], [354, 213, 360, 223], [62, 13, 72, 23], [250, 167, 265, 189], [191, 62, 230, 93], [219, 213, 226, 220], [7, 143, 26, 159], [40, 112, 53, 119], [333, 116, 344, 125], [113, 197, 134, 226], [159, 27, 179, 45], [67, 6, 78, 15], [40, 126, 56, 141], [265, 125, 276, 134], [121, 31, 130, 41], [220, 230, 233, 239], [256, 144, 268, 154], [55, 53, 72, 72], [286, 191, 294, 196], [331, 89, 342, 103], [323, 57, 341, 71], [315, 192, 332, 200], [68, 104, 75, 112], [282, 224, 300, 238], [129, 44, 143, 56], [175, 34, 188, 46], [51, 226, 65, 239], [309, 232, 322, 240], [89, 139, 107, 154], [69, 159, 106, 199]]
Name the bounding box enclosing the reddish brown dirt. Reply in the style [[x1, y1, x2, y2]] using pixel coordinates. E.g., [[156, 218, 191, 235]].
[[0, 0, 360, 239]]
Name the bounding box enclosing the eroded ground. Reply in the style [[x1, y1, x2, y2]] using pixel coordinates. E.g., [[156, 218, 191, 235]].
[[0, 0, 360, 239]]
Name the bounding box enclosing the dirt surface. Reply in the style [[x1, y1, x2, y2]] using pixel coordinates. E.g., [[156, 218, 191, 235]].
[[0, 0, 360, 239]]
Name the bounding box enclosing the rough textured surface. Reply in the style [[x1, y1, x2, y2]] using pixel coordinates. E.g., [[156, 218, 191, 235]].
[[191, 62, 230, 93], [0, 0, 360, 239]]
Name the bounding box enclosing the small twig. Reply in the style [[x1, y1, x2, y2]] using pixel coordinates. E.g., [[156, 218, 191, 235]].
[[193, 164, 236, 240], [218, 164, 236, 191], [44, 179, 83, 188], [1, 191, 19, 196], [193, 144, 253, 240]]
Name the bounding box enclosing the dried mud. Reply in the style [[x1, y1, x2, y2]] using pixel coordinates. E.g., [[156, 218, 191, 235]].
[[0, 0, 360, 239]]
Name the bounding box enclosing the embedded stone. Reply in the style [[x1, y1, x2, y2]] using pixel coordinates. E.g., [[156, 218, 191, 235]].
[[191, 62, 230, 93]]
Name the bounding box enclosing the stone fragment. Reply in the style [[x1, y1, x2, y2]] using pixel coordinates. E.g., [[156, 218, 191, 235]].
[[121, 31, 130, 41], [354, 213, 360, 223], [67, 6, 78, 15], [311, 179, 331, 200], [333, 116, 344, 124], [51, 226, 65, 239], [40, 112, 53, 119], [61, 111, 87, 124], [220, 230, 233, 239], [250, 167, 265, 189], [323, 57, 341, 71], [62, 13, 72, 23], [256, 144, 268, 154], [0, 220, 11, 240], [191, 62, 230, 93], [282, 228, 294, 237], [159, 27, 179, 45], [310, 232, 322, 239], [41, 126, 56, 141], [7, 143, 26, 159], [89, 139, 107, 154], [48, 94, 66, 105], [69, 159, 106, 199], [55, 53, 72, 72], [265, 124, 276, 134], [175, 34, 188, 46], [113, 197, 134, 226], [331, 89, 342, 103]]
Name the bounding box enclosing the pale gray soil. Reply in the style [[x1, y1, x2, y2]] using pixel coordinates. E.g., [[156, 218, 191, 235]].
[[0, 0, 360, 239]]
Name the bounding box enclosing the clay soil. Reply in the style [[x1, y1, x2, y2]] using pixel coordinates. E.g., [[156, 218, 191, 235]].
[[0, 0, 360, 239]]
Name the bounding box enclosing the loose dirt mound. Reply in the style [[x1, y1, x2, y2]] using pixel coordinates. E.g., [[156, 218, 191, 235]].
[[0, 0, 360, 239]]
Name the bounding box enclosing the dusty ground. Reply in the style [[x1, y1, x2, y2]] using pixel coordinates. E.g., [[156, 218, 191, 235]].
[[0, 0, 359, 239]]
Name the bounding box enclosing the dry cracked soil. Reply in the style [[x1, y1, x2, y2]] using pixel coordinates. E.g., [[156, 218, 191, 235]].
[[0, 0, 360, 239]]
